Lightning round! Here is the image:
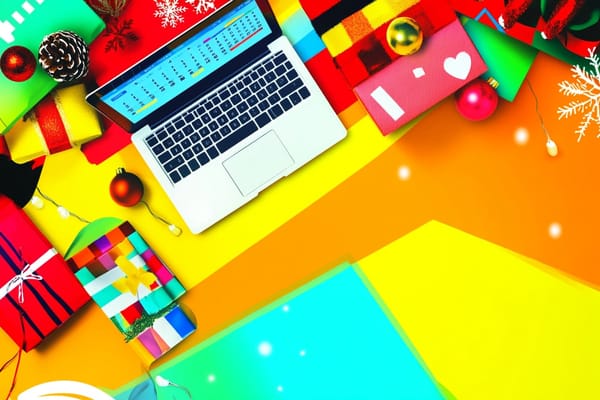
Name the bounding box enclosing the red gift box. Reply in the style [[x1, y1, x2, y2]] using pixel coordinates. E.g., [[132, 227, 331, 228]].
[[0, 195, 89, 351]]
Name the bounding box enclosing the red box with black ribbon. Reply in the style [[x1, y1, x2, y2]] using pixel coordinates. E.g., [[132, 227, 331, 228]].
[[0, 195, 89, 351]]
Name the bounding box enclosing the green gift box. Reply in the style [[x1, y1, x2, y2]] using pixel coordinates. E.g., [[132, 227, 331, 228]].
[[0, 0, 105, 133]]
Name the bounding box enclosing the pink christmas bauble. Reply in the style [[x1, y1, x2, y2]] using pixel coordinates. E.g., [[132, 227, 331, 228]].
[[455, 78, 499, 121]]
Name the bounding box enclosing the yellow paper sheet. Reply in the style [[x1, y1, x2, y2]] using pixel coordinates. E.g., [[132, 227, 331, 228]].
[[359, 221, 600, 400]]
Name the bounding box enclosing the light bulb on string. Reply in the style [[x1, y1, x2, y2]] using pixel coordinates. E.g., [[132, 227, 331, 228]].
[[526, 78, 558, 157], [30, 195, 44, 209], [109, 168, 182, 236], [155, 375, 192, 399], [57, 206, 70, 219]]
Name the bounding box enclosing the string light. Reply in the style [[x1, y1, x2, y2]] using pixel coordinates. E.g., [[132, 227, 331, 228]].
[[110, 168, 183, 236], [155, 375, 192, 399], [526, 78, 558, 157], [30, 187, 91, 224], [140, 201, 182, 236]]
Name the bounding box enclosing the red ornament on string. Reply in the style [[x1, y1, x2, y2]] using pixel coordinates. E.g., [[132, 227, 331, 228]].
[[109, 167, 183, 235], [1, 46, 37, 82], [109, 167, 144, 207], [455, 78, 500, 121]]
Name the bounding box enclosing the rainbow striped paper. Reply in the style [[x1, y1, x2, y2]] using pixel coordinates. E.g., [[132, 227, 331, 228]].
[[67, 221, 195, 365]]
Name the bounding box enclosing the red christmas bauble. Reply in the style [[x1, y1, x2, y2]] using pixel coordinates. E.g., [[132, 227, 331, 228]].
[[1, 46, 36, 82], [110, 168, 144, 207], [455, 78, 499, 121]]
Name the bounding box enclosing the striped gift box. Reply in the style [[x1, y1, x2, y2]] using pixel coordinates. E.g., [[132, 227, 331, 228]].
[[67, 221, 195, 364]]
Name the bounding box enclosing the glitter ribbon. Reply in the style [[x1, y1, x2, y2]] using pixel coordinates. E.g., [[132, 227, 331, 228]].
[[123, 303, 177, 342]]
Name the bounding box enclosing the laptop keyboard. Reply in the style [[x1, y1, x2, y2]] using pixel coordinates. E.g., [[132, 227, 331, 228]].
[[144, 51, 311, 184]]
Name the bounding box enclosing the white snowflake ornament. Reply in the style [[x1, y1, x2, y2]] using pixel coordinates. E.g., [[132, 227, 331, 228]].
[[185, 0, 215, 14], [557, 47, 600, 142], [154, 0, 187, 28]]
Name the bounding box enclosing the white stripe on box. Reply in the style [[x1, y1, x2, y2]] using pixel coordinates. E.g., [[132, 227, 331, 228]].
[[98, 283, 156, 318], [153, 316, 183, 348], [22, 2, 34, 13], [12, 12, 24, 24], [83, 268, 125, 297], [129, 254, 145, 268], [370, 86, 405, 121], [101, 292, 138, 318]]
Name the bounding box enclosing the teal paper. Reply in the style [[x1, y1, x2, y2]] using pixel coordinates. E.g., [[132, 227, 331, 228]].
[[115, 264, 445, 400], [463, 17, 538, 101]]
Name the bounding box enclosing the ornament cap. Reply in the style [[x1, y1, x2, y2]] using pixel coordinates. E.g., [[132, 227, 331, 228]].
[[487, 77, 500, 89]]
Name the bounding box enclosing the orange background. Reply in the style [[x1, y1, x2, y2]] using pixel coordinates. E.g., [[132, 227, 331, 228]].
[[2, 3, 600, 396]]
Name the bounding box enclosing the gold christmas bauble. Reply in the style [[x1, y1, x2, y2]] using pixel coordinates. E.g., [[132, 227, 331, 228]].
[[386, 17, 423, 55]]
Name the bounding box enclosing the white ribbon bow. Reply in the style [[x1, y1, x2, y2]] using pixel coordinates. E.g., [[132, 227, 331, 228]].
[[0, 248, 57, 304]]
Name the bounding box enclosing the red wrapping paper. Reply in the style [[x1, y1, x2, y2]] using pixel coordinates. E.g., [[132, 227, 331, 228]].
[[82, 0, 230, 164], [0, 196, 89, 351], [88, 0, 232, 86], [332, 0, 457, 87]]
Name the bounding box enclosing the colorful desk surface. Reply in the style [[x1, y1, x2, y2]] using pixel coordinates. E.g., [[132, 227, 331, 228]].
[[3, 0, 600, 398]]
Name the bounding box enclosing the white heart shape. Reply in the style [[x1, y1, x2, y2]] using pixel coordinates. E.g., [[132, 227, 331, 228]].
[[443, 51, 472, 80]]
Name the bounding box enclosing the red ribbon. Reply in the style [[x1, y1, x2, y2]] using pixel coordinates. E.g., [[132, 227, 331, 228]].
[[33, 93, 72, 154]]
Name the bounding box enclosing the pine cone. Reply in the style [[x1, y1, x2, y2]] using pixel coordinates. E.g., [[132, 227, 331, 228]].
[[38, 31, 90, 82]]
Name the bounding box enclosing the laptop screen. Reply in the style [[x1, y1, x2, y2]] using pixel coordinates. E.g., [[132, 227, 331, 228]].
[[88, 0, 277, 131]]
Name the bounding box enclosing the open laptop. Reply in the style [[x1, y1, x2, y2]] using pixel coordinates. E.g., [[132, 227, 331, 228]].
[[87, 0, 346, 234]]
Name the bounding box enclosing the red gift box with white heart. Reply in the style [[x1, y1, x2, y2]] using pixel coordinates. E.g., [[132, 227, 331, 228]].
[[0, 195, 89, 351]]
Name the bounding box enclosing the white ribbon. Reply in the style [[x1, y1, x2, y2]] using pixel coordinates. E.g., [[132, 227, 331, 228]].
[[0, 248, 57, 303]]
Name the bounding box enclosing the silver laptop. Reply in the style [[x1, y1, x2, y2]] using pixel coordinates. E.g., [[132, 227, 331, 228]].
[[87, 0, 346, 234]]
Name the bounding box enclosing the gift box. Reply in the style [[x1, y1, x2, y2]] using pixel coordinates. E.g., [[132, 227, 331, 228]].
[[299, 0, 487, 134], [0, 0, 105, 134], [315, 0, 457, 87], [66, 219, 195, 365], [1, 84, 103, 164], [0, 195, 89, 351]]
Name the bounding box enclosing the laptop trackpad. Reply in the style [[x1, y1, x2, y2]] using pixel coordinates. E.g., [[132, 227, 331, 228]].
[[223, 131, 294, 196]]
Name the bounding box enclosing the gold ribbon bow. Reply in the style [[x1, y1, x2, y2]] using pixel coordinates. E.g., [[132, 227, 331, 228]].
[[112, 256, 156, 296]]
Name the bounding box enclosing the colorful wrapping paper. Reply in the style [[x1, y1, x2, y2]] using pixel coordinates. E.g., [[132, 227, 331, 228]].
[[299, 0, 456, 87], [0, 0, 105, 134], [0, 195, 89, 351], [1, 84, 103, 164], [67, 221, 195, 365]]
